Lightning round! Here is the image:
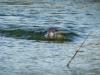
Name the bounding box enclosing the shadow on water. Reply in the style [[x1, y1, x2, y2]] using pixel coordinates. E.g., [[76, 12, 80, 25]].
[[0, 27, 78, 42]]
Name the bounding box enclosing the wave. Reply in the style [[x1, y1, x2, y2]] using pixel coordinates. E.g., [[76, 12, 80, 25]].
[[0, 27, 78, 42]]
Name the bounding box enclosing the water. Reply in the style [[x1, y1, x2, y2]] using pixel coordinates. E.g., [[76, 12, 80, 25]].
[[0, 0, 100, 75]]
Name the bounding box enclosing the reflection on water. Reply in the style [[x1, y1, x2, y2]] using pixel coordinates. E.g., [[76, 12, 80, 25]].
[[0, 0, 100, 75]]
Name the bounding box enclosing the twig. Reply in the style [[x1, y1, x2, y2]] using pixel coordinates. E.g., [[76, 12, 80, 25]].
[[67, 32, 91, 68]]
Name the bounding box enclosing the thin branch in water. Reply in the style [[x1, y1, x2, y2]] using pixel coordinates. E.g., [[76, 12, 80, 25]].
[[67, 32, 92, 68]]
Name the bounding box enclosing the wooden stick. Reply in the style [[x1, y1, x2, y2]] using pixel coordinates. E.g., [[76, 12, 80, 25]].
[[67, 32, 91, 67]]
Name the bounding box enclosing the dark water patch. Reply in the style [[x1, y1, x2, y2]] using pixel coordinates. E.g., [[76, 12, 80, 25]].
[[51, 12, 67, 14], [0, 13, 9, 16], [0, 1, 33, 5], [0, 27, 78, 42], [0, 29, 44, 40], [85, 13, 93, 16], [0, 13, 37, 19]]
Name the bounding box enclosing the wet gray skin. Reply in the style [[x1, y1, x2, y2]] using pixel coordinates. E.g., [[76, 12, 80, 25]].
[[0, 0, 100, 75]]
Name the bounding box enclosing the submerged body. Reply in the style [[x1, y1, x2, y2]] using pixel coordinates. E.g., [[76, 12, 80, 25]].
[[44, 28, 65, 41]]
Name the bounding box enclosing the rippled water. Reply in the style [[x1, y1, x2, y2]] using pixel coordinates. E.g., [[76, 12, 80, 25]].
[[0, 0, 100, 75]]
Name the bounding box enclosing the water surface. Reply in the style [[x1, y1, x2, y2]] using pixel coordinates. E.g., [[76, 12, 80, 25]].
[[0, 0, 100, 75]]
